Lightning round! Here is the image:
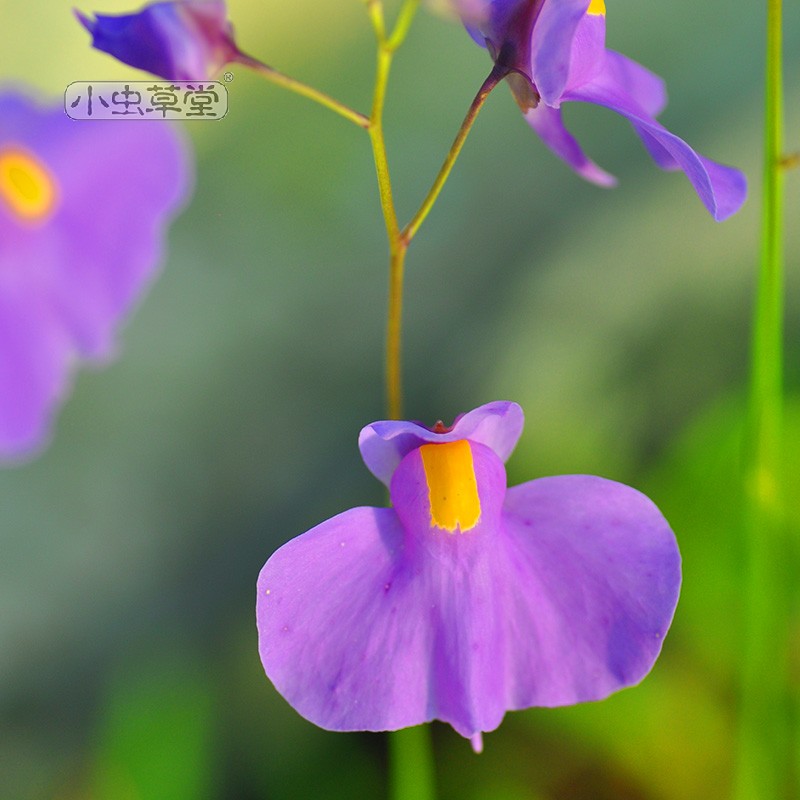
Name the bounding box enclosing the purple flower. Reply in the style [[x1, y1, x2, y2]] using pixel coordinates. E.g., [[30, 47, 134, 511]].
[[257, 401, 681, 750], [76, 0, 247, 80], [450, 0, 746, 220], [0, 89, 191, 460]]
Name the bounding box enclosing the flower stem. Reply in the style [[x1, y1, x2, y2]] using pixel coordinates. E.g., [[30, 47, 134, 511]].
[[389, 726, 437, 800], [367, 36, 406, 419], [386, 243, 408, 420], [387, 0, 421, 52], [237, 55, 370, 129], [403, 65, 505, 245], [363, 0, 387, 41], [734, 0, 793, 797], [369, 45, 401, 242]]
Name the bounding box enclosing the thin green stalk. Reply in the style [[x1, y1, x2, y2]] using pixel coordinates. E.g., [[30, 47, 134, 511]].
[[369, 44, 401, 242], [386, 243, 408, 420], [237, 56, 370, 129], [375, 64, 501, 420], [387, 0, 421, 51], [389, 726, 437, 800], [366, 37, 406, 419], [734, 0, 793, 797], [403, 66, 505, 244], [364, 0, 387, 42]]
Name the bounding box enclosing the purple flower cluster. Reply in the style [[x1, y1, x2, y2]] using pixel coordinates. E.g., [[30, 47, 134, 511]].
[[62, 0, 710, 747], [78, 0, 746, 218]]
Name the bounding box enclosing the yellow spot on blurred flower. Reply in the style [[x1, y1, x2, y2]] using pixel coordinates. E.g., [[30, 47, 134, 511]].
[[588, 0, 606, 15], [0, 147, 58, 223], [420, 440, 481, 533]]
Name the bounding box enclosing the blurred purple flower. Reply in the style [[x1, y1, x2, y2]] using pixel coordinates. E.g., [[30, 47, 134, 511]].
[[449, 0, 746, 220], [0, 89, 191, 461], [257, 401, 681, 750], [76, 0, 249, 80]]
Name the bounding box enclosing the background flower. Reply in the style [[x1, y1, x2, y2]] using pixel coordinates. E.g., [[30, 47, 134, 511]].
[[0, 88, 191, 460], [77, 0, 248, 80]]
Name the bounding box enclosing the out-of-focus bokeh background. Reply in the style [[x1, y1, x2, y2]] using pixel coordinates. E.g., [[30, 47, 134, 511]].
[[1, 0, 799, 797]]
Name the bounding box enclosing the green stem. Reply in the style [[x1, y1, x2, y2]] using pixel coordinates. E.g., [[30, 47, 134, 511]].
[[364, 0, 387, 42], [366, 37, 406, 420], [237, 56, 370, 129], [369, 45, 401, 242], [734, 0, 792, 797], [387, 0, 421, 51], [389, 726, 437, 800], [403, 66, 505, 245], [386, 243, 407, 420]]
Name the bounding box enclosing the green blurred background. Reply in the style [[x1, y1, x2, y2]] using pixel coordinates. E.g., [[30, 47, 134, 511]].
[[1, 0, 799, 797]]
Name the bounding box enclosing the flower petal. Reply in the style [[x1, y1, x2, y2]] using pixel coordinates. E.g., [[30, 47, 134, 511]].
[[258, 421, 681, 742], [77, 0, 241, 80], [257, 506, 436, 734], [2, 91, 191, 360], [439, 0, 494, 27], [585, 49, 668, 118], [358, 400, 523, 485], [562, 7, 607, 95], [523, 102, 617, 187], [50, 118, 191, 358], [530, 0, 592, 105], [498, 474, 681, 707], [258, 452, 680, 740], [443, 0, 533, 50], [0, 285, 70, 458], [563, 54, 747, 220], [257, 443, 515, 739], [0, 89, 191, 459]]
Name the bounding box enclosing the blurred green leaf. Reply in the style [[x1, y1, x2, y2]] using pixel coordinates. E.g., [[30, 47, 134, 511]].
[[90, 650, 216, 800]]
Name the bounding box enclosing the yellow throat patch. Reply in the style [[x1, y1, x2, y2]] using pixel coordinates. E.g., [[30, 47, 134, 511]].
[[0, 148, 58, 223], [588, 0, 605, 15], [420, 440, 481, 533]]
